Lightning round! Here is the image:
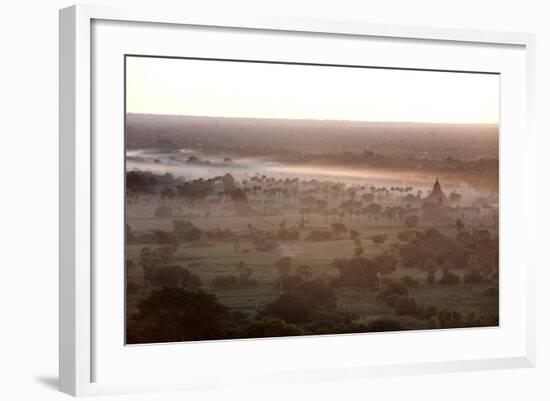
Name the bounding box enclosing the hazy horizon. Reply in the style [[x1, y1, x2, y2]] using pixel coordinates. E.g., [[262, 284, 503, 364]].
[[126, 112, 500, 127]]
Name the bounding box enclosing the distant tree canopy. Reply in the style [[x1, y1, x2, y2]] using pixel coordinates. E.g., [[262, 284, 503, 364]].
[[229, 188, 248, 205], [260, 293, 312, 323], [397, 228, 497, 272], [126, 171, 158, 193], [211, 262, 258, 289], [222, 173, 236, 190], [153, 229, 181, 248], [176, 180, 210, 206], [171, 220, 203, 242], [306, 229, 334, 241], [331, 222, 348, 235], [449, 192, 463, 204], [375, 253, 398, 277], [401, 194, 418, 204], [397, 230, 419, 242], [277, 227, 300, 240], [370, 233, 389, 246], [363, 202, 383, 216], [160, 186, 176, 200]]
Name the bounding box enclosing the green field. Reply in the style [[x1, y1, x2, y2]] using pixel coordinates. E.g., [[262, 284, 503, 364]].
[[126, 210, 499, 330]]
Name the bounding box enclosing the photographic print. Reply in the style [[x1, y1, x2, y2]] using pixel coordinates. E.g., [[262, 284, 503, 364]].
[[124, 56, 499, 344]]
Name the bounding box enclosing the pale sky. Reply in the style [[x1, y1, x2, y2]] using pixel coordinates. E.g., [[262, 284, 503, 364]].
[[126, 56, 500, 124]]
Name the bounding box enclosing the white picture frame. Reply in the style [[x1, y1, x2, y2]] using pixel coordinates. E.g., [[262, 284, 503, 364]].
[[59, 4, 536, 397]]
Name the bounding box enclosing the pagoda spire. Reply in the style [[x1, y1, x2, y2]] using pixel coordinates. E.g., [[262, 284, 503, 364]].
[[425, 177, 447, 205]]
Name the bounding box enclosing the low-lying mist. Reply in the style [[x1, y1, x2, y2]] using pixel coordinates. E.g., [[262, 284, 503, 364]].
[[126, 149, 496, 204]]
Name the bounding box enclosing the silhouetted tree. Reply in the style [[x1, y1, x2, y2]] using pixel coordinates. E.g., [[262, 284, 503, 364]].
[[127, 287, 228, 343]]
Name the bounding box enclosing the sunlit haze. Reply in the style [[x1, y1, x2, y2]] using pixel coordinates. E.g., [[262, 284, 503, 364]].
[[126, 56, 500, 125]]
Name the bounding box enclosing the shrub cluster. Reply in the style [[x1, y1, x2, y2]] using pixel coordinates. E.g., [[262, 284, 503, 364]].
[[377, 280, 408, 302], [333, 256, 384, 287], [397, 228, 498, 273], [260, 280, 336, 323], [205, 227, 235, 240], [277, 227, 300, 240], [393, 296, 418, 316], [400, 275, 419, 287], [306, 230, 334, 241], [438, 310, 463, 328], [463, 269, 485, 284], [172, 220, 203, 241], [439, 271, 460, 285], [126, 287, 228, 344], [418, 305, 438, 320]]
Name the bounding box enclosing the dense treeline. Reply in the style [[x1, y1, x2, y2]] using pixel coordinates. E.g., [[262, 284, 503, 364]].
[[397, 227, 498, 279]]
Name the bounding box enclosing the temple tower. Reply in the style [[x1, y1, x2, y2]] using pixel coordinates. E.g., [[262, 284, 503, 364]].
[[424, 177, 447, 206]]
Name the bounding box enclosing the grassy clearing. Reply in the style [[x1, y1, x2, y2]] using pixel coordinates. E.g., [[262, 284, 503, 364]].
[[127, 209, 464, 237], [125, 210, 498, 330], [175, 239, 380, 283], [126, 238, 498, 328]]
